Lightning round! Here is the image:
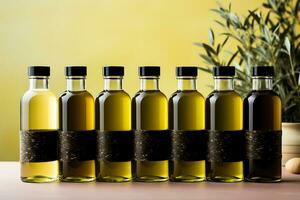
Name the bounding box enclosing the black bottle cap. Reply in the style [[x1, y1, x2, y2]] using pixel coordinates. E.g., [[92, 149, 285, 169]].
[[213, 66, 235, 76], [139, 66, 160, 76], [252, 66, 274, 77], [28, 66, 50, 76], [65, 66, 87, 76], [176, 66, 198, 77], [103, 66, 124, 76]]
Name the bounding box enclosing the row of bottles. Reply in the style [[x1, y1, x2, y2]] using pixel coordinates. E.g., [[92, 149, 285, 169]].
[[20, 65, 281, 183]]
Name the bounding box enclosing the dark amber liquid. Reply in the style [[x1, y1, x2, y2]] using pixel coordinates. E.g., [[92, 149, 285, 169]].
[[59, 90, 95, 182], [244, 90, 281, 182]]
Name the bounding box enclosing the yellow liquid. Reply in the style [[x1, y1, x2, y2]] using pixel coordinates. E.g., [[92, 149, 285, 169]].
[[96, 91, 131, 131], [169, 90, 206, 182], [98, 161, 132, 182], [95, 90, 132, 182], [169, 91, 205, 130], [21, 161, 59, 183], [59, 90, 95, 182], [21, 90, 58, 130], [206, 90, 243, 182], [170, 160, 206, 182], [135, 161, 168, 182], [132, 90, 169, 182], [60, 160, 95, 182], [20, 89, 59, 183]]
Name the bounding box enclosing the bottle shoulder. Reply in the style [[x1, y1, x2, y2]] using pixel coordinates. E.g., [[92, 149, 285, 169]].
[[245, 90, 280, 98], [21, 89, 57, 103], [59, 90, 94, 101], [97, 90, 130, 98], [169, 90, 204, 102], [96, 90, 131, 102], [206, 90, 242, 101], [133, 90, 167, 103], [244, 90, 281, 104]]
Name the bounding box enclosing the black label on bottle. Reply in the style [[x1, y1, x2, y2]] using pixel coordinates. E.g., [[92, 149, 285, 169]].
[[134, 130, 171, 161], [171, 130, 208, 161], [246, 130, 282, 160], [207, 130, 245, 162], [60, 130, 96, 162], [96, 130, 134, 162], [20, 130, 59, 162]]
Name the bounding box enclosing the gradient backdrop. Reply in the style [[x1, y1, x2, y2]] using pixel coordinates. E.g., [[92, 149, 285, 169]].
[[0, 0, 262, 161]]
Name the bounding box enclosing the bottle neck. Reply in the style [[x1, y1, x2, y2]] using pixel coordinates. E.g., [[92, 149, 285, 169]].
[[140, 77, 159, 91], [67, 76, 86, 91], [104, 77, 123, 91], [177, 77, 196, 91], [214, 77, 234, 91], [252, 77, 273, 91], [29, 77, 49, 90]]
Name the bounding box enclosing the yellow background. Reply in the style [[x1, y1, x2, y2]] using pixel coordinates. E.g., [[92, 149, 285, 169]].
[[0, 0, 261, 161]]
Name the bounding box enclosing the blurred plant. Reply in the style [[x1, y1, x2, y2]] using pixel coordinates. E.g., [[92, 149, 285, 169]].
[[195, 0, 300, 122]]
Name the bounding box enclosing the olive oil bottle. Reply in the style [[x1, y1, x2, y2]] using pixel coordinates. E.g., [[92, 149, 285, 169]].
[[206, 66, 244, 182], [95, 66, 133, 182], [59, 66, 96, 182], [132, 66, 169, 182], [244, 66, 281, 182], [169, 66, 206, 182], [20, 66, 59, 183]]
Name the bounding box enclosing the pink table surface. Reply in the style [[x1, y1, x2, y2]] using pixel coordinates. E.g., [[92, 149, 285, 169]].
[[0, 162, 299, 200]]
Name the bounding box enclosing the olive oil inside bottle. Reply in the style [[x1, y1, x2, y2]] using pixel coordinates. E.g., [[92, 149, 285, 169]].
[[95, 68, 133, 182], [169, 68, 206, 182], [244, 68, 282, 182], [206, 67, 244, 182], [20, 66, 59, 183], [59, 67, 95, 182], [132, 67, 169, 182]]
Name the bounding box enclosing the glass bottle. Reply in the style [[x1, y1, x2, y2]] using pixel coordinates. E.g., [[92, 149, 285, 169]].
[[20, 66, 59, 183], [169, 66, 206, 182], [244, 66, 281, 182], [59, 66, 95, 182], [95, 66, 133, 182], [132, 66, 169, 182], [206, 66, 244, 182]]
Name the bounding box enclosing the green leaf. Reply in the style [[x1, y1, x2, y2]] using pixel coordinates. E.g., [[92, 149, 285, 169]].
[[208, 29, 215, 46], [227, 51, 239, 66], [199, 54, 219, 65], [295, 0, 300, 16], [262, 25, 272, 43], [284, 37, 291, 55], [214, 20, 225, 27], [264, 11, 271, 25], [194, 42, 216, 54], [262, 3, 272, 9], [221, 36, 229, 47], [198, 67, 213, 74], [221, 32, 243, 43], [211, 8, 222, 14], [216, 44, 221, 55], [248, 9, 260, 24]]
